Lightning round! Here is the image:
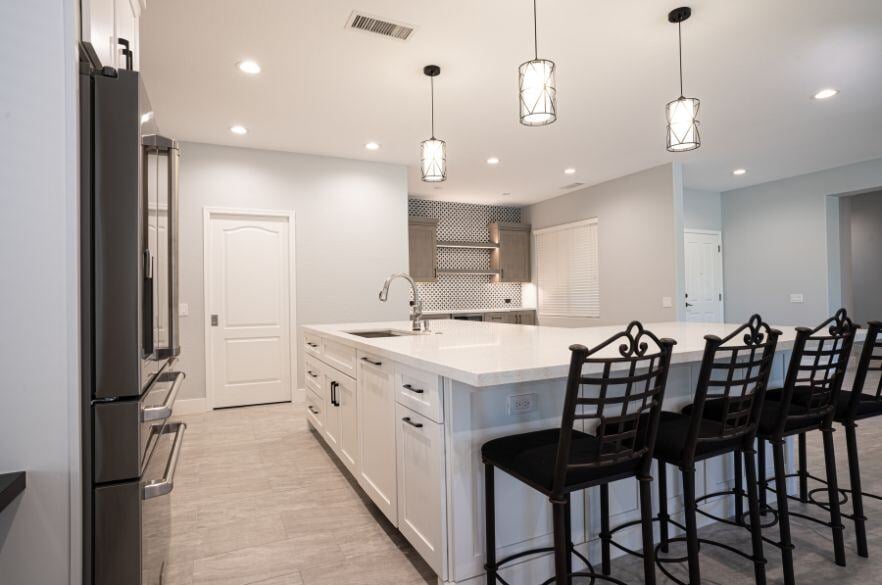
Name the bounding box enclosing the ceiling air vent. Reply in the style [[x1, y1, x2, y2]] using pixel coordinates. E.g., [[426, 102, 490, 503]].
[[562, 182, 585, 190], [346, 11, 415, 40]]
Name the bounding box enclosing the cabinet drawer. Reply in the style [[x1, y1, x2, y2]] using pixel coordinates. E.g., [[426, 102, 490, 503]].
[[304, 332, 322, 357], [395, 364, 443, 423], [304, 356, 323, 395], [322, 338, 357, 377], [357, 350, 393, 375], [305, 389, 324, 432]]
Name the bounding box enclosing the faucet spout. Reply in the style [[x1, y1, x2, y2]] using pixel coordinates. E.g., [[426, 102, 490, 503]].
[[378, 273, 423, 331]]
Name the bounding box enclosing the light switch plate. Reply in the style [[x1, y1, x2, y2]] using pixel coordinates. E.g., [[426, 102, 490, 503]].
[[789, 294, 804, 304], [662, 297, 673, 308], [179, 302, 189, 316]]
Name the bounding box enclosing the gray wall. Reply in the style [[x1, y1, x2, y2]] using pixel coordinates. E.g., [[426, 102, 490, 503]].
[[177, 142, 409, 401], [684, 189, 722, 231], [849, 191, 882, 324], [722, 157, 882, 325], [524, 163, 685, 327], [0, 0, 80, 582]]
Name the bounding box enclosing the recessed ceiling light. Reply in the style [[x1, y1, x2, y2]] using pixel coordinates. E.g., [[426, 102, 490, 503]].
[[365, 142, 380, 151], [230, 125, 248, 135], [237, 60, 261, 75], [564, 168, 576, 175], [486, 157, 500, 165], [732, 168, 747, 176], [812, 88, 839, 100], [501, 192, 511, 196]]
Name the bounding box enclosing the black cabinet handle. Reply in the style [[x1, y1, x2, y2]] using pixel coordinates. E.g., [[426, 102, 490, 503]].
[[402, 417, 423, 429], [306, 342, 319, 348], [117, 37, 133, 70], [402, 383, 424, 394], [330, 381, 338, 406], [308, 405, 319, 415], [361, 357, 383, 366], [307, 370, 318, 378]]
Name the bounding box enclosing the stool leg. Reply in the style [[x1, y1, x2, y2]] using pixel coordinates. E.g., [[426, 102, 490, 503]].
[[657, 461, 670, 553], [639, 475, 657, 585], [798, 432, 808, 503], [564, 493, 573, 579], [845, 421, 869, 557], [552, 499, 570, 585], [600, 483, 611, 576], [821, 426, 846, 566], [484, 464, 497, 585], [772, 440, 796, 585], [734, 449, 745, 525], [682, 466, 701, 585], [758, 438, 768, 514], [744, 447, 768, 585]]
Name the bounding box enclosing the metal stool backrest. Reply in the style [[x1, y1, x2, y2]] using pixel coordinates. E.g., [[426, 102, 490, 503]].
[[772, 308, 856, 438], [552, 321, 676, 497], [684, 315, 781, 461], [845, 321, 882, 418]]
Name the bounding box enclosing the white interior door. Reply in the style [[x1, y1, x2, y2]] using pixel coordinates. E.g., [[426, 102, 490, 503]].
[[207, 212, 293, 408], [684, 230, 724, 323]]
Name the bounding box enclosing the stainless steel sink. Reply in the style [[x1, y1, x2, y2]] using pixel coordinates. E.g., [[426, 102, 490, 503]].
[[346, 329, 419, 338]]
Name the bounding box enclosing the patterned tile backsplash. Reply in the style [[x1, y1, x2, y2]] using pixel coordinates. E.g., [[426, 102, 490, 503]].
[[408, 198, 524, 311]]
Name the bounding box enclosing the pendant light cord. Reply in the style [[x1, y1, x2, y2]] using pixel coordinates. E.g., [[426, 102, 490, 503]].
[[678, 21, 684, 97], [430, 75, 435, 139], [533, 0, 539, 60]]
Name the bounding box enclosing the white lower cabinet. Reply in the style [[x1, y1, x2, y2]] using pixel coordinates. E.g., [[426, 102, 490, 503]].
[[323, 369, 358, 476], [396, 404, 445, 574], [305, 389, 324, 433], [357, 353, 398, 524]]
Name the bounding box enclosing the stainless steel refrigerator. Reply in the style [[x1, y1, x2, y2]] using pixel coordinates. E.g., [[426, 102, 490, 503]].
[[80, 46, 186, 585]]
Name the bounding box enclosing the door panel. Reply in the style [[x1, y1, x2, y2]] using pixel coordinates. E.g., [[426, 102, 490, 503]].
[[209, 214, 292, 408], [684, 231, 724, 323], [337, 375, 359, 475], [358, 357, 398, 523]]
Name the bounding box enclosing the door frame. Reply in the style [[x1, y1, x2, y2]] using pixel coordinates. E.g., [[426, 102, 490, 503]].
[[683, 229, 725, 321], [203, 207, 297, 409]]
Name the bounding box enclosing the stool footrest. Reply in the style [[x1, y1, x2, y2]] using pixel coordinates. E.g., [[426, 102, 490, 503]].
[[654, 536, 766, 585]]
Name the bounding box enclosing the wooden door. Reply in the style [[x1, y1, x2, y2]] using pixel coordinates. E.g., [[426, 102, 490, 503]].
[[207, 213, 292, 408]]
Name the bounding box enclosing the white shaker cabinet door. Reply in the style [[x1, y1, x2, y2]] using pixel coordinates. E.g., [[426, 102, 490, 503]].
[[336, 374, 359, 476], [357, 355, 398, 524], [396, 404, 445, 574]]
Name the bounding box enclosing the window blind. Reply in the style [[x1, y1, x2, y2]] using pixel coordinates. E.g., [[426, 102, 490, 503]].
[[535, 218, 599, 318]]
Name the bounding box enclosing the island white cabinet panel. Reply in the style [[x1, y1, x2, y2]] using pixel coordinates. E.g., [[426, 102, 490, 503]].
[[336, 375, 359, 475], [322, 338, 357, 377], [395, 364, 443, 423], [396, 404, 445, 575], [323, 375, 342, 452], [305, 389, 324, 433], [303, 332, 322, 358], [357, 352, 398, 524]]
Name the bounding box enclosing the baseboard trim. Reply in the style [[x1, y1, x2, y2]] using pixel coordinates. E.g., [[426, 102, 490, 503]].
[[174, 397, 209, 415]]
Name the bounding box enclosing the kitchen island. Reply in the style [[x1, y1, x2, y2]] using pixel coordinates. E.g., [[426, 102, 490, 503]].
[[300, 319, 804, 585]]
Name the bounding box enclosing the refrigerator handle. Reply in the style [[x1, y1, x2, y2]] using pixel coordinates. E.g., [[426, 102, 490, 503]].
[[143, 422, 186, 500], [167, 144, 181, 356]]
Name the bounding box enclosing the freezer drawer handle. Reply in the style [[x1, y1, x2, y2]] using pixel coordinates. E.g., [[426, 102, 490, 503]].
[[402, 416, 423, 429], [142, 371, 186, 422], [402, 383, 425, 395], [143, 422, 187, 500]]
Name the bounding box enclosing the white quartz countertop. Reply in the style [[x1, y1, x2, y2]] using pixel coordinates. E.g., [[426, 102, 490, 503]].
[[301, 320, 846, 387]]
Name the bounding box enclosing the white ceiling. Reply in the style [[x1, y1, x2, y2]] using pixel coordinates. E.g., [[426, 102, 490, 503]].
[[140, 0, 882, 206]]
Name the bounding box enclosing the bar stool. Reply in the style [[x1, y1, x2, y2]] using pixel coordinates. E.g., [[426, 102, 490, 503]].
[[633, 315, 780, 585], [482, 322, 676, 585], [767, 320, 882, 558], [748, 309, 856, 585]]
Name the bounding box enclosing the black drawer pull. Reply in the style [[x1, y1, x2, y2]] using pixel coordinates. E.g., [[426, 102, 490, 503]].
[[306, 342, 319, 348], [402, 383, 424, 394], [361, 357, 383, 366], [402, 416, 423, 429], [307, 370, 318, 378], [307, 405, 319, 415]]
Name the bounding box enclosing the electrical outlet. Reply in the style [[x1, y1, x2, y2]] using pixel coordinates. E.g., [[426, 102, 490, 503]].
[[662, 296, 673, 308], [508, 393, 537, 415], [789, 293, 804, 304], [179, 302, 189, 316]]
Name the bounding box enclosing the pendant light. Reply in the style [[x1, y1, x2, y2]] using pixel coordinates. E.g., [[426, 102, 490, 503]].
[[519, 0, 557, 126], [421, 65, 446, 182], [666, 6, 701, 152]]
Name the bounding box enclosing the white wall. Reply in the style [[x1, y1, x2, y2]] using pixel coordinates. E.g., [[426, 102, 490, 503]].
[[721, 157, 882, 325], [0, 0, 80, 584], [684, 188, 722, 231], [177, 142, 409, 401], [524, 163, 685, 327]]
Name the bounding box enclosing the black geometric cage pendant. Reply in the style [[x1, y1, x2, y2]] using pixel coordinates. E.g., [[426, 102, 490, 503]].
[[666, 6, 701, 152]]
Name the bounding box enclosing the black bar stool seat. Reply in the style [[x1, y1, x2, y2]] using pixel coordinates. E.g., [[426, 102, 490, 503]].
[[482, 428, 644, 495], [764, 386, 882, 421], [653, 410, 748, 463], [686, 395, 823, 437]]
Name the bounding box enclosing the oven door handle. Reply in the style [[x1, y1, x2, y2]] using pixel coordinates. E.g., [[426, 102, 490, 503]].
[[143, 422, 186, 500], [142, 371, 185, 422]]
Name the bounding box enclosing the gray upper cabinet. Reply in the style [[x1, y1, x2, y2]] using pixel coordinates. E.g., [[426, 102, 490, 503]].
[[490, 223, 531, 283], [409, 217, 438, 282]]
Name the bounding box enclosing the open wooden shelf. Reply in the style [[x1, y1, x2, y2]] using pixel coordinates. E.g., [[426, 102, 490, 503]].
[[436, 269, 501, 276], [437, 240, 499, 250]]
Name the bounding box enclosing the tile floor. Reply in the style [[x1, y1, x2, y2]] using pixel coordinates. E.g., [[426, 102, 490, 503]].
[[167, 370, 882, 585]]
